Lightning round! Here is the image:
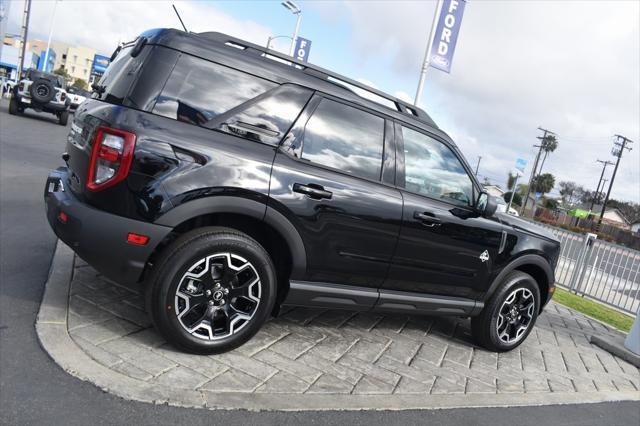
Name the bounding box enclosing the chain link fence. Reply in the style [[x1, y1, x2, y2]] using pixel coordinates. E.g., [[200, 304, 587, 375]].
[[538, 223, 640, 316]]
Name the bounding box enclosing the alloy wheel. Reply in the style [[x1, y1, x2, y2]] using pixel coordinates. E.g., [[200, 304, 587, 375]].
[[496, 287, 535, 344], [174, 252, 261, 340]]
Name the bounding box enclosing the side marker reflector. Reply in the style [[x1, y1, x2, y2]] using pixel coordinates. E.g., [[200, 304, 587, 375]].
[[127, 233, 149, 246]]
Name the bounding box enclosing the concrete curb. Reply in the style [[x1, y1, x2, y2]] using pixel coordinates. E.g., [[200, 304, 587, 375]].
[[590, 335, 640, 369], [36, 241, 640, 411]]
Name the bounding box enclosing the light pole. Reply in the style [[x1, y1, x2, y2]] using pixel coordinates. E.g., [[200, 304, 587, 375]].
[[281, 1, 301, 57], [414, 0, 442, 106], [266, 35, 292, 50], [43, 0, 60, 72]]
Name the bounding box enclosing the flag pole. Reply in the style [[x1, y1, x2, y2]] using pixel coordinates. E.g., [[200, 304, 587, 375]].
[[414, 0, 443, 106]]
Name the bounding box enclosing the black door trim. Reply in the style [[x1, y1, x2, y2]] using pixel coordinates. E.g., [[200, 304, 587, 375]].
[[283, 281, 483, 316], [283, 281, 379, 310]]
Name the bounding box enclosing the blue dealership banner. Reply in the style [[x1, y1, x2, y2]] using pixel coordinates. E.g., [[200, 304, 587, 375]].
[[92, 54, 110, 74], [294, 37, 312, 63], [429, 0, 466, 73]]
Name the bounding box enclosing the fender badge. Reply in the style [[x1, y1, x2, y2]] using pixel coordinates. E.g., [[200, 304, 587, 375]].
[[479, 250, 490, 263]]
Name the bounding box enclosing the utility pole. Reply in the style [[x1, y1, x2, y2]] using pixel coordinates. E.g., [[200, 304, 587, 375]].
[[589, 159, 614, 213], [16, 0, 32, 80], [474, 156, 482, 176], [521, 127, 555, 216], [597, 135, 634, 227]]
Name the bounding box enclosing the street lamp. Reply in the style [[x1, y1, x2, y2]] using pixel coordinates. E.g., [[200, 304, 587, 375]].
[[266, 35, 293, 50], [281, 1, 301, 57], [43, 0, 60, 72]]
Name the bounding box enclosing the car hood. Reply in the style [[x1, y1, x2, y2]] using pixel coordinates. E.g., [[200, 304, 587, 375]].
[[496, 213, 559, 243]]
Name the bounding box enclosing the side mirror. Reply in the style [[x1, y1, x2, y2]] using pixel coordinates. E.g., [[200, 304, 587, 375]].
[[476, 191, 498, 218]]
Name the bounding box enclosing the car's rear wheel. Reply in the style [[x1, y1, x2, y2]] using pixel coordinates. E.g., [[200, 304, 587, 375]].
[[58, 110, 69, 126], [8, 96, 19, 115], [471, 271, 540, 352], [148, 227, 276, 354]]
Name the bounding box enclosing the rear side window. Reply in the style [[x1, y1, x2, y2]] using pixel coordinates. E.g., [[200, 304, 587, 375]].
[[153, 55, 276, 127], [300, 98, 384, 181], [94, 46, 149, 104], [217, 85, 312, 145]]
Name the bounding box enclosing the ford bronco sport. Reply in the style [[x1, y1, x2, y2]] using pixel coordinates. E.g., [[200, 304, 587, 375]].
[[10, 69, 70, 125], [44, 29, 560, 354]]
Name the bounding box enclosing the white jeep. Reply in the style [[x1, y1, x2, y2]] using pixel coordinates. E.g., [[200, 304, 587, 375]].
[[9, 69, 71, 125]]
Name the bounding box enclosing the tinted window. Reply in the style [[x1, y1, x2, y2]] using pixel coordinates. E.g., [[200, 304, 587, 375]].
[[153, 55, 276, 127], [93, 45, 149, 104], [401, 126, 473, 206], [301, 99, 384, 181], [217, 85, 312, 145]]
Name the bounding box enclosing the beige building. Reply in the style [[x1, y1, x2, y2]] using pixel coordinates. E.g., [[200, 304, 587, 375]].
[[63, 45, 96, 82]]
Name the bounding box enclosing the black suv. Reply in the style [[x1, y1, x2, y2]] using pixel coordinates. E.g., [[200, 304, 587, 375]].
[[10, 69, 70, 125], [44, 29, 560, 354]]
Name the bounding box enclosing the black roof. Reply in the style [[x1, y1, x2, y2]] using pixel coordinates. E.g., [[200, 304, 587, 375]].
[[138, 28, 455, 144]]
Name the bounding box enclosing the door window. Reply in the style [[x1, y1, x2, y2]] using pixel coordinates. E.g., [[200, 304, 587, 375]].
[[301, 98, 384, 181], [401, 126, 474, 207]]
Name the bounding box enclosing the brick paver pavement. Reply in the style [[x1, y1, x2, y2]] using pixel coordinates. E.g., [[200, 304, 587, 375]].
[[66, 258, 639, 400]]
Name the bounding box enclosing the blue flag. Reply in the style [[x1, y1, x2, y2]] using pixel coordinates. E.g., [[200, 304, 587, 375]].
[[429, 0, 467, 73]]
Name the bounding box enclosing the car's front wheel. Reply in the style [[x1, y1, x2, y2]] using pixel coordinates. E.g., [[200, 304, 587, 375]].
[[148, 227, 277, 354], [471, 271, 540, 352]]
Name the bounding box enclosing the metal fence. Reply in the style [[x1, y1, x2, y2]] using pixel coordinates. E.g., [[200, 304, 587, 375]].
[[538, 223, 640, 316]]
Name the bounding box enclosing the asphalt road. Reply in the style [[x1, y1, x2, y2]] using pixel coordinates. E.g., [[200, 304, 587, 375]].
[[1, 101, 638, 425]]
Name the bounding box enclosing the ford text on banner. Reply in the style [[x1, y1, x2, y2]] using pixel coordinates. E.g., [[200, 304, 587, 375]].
[[294, 37, 312, 63], [429, 0, 466, 73]]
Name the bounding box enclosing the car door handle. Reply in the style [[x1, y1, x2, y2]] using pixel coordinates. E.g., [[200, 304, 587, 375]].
[[414, 211, 441, 227], [293, 183, 333, 200]]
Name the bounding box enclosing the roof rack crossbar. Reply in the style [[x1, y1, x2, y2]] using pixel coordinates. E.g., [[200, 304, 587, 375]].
[[196, 31, 430, 122]]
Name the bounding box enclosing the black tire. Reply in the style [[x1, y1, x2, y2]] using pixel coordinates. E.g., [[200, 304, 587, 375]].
[[471, 271, 540, 352], [148, 227, 277, 354], [29, 78, 55, 103], [58, 110, 69, 126], [8, 96, 19, 115]]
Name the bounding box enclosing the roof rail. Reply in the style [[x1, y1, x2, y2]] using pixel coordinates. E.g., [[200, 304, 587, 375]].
[[196, 31, 434, 126]]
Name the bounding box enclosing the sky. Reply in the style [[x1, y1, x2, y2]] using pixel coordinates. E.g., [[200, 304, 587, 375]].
[[6, 0, 639, 203]]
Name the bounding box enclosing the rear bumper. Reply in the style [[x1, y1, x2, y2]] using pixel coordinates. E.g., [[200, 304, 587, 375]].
[[44, 168, 172, 284], [17, 94, 67, 112]]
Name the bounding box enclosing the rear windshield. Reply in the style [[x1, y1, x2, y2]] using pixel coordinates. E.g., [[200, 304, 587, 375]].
[[152, 54, 276, 127], [26, 70, 65, 88], [67, 86, 90, 97], [92, 45, 150, 104]]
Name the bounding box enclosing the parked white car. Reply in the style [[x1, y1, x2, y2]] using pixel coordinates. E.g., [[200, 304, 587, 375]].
[[495, 197, 519, 216], [66, 86, 91, 111]]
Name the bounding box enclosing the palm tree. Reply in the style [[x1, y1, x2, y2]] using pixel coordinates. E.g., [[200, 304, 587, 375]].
[[538, 134, 558, 173]]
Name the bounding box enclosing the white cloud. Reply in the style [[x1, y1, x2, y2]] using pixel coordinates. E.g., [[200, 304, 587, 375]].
[[314, 1, 640, 202], [7, 1, 274, 55]]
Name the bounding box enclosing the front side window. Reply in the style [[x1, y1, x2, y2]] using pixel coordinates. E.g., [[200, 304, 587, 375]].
[[401, 126, 474, 207], [153, 55, 276, 128], [300, 98, 384, 181]]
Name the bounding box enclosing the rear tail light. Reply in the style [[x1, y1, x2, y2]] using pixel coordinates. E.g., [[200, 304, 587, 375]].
[[86, 126, 136, 191], [18, 83, 24, 91], [60, 92, 66, 101]]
